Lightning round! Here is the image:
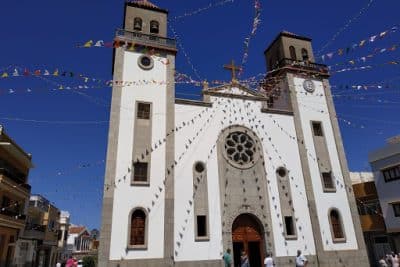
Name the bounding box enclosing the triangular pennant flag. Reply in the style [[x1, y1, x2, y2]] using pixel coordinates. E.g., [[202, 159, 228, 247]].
[[94, 40, 104, 47], [12, 69, 19, 76], [1, 72, 9, 78], [84, 40, 93, 48]]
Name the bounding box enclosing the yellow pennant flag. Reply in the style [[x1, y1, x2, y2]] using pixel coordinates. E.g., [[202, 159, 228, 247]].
[[1, 72, 8, 78], [58, 85, 64, 90], [53, 69, 59, 76], [84, 40, 93, 48]]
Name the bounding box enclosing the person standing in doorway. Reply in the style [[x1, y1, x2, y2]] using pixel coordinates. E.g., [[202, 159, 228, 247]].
[[264, 252, 275, 267], [295, 250, 308, 267], [223, 248, 233, 267], [240, 250, 250, 267]]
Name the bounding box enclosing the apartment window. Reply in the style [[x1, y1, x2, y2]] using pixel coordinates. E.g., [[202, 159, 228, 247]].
[[392, 203, 400, 217], [133, 162, 148, 183], [322, 172, 335, 190], [382, 165, 400, 182], [284, 216, 296, 236], [196, 216, 207, 238], [133, 17, 142, 31], [137, 103, 151, 120], [130, 209, 146, 247], [312, 121, 323, 136], [329, 209, 345, 241]]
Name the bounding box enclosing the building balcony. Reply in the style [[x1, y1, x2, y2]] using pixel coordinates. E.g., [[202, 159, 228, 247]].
[[273, 58, 330, 75], [0, 165, 27, 185], [360, 214, 386, 232], [24, 223, 46, 240], [0, 208, 26, 220], [115, 29, 176, 51]]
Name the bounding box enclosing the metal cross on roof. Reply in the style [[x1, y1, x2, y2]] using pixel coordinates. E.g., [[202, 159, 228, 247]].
[[223, 60, 242, 83]]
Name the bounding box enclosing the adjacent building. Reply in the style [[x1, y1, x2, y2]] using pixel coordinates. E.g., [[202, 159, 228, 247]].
[[57, 211, 71, 262], [351, 172, 391, 266], [67, 225, 97, 258], [0, 126, 33, 267], [369, 135, 400, 252], [16, 195, 61, 267]]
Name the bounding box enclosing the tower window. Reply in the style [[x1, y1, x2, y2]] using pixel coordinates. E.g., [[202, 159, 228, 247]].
[[133, 17, 142, 31], [301, 48, 309, 61], [150, 20, 159, 34], [312, 121, 323, 137], [130, 209, 146, 247], [289, 46, 297, 61], [137, 103, 151, 120], [322, 172, 335, 190], [392, 203, 400, 217], [196, 215, 207, 237], [133, 162, 148, 182], [329, 209, 345, 241], [284, 216, 295, 236]]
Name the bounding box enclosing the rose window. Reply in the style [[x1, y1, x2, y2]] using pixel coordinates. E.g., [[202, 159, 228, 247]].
[[225, 132, 256, 167]]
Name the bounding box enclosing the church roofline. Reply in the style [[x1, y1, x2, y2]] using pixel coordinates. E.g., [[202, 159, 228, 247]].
[[125, 1, 168, 14], [203, 82, 266, 98], [264, 31, 312, 54]]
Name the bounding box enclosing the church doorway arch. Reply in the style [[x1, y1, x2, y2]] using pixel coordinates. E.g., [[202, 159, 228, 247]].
[[232, 213, 265, 267]]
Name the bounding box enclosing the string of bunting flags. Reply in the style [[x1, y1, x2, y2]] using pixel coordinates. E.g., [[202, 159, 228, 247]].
[[316, 0, 376, 55], [319, 25, 399, 62], [171, 0, 235, 21], [238, 0, 262, 77]]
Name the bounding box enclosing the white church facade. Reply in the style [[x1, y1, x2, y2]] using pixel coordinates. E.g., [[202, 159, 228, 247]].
[[99, 1, 369, 266]]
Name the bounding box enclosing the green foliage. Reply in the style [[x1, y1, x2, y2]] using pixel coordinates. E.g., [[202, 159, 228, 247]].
[[82, 256, 96, 267]]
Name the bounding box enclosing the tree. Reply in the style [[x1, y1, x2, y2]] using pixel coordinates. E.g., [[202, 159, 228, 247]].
[[82, 256, 96, 267]]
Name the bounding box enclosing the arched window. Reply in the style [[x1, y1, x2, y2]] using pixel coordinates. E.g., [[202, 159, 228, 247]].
[[150, 20, 159, 34], [133, 17, 142, 31], [130, 209, 147, 247], [329, 209, 345, 241], [289, 46, 297, 61], [301, 48, 309, 61]]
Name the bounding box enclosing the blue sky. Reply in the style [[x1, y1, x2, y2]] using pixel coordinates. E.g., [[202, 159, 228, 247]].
[[0, 0, 399, 229]]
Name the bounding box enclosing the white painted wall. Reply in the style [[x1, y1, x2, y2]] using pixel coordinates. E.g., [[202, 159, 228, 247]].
[[173, 92, 316, 260], [374, 170, 400, 232], [109, 50, 167, 260], [293, 77, 358, 250]]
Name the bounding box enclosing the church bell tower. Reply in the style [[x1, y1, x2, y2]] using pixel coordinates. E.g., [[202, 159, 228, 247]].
[[99, 1, 177, 266]]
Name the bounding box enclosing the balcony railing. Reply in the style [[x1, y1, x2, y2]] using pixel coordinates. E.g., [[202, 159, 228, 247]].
[[0, 160, 27, 185], [115, 29, 176, 50], [0, 208, 26, 220], [25, 223, 46, 232], [274, 58, 329, 74]]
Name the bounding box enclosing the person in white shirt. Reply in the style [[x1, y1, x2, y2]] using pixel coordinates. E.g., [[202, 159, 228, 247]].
[[296, 250, 308, 267], [264, 252, 275, 267]]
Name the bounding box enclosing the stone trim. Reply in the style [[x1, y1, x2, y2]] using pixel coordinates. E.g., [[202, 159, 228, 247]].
[[322, 79, 368, 253], [175, 98, 213, 107], [204, 91, 268, 102], [286, 72, 322, 263], [163, 54, 176, 262], [98, 47, 125, 267], [260, 108, 294, 116]]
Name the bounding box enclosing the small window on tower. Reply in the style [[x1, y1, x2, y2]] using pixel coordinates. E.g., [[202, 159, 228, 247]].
[[301, 48, 309, 61], [134, 17, 142, 31], [150, 20, 159, 34], [196, 215, 207, 238], [133, 162, 148, 183], [322, 172, 335, 190], [137, 103, 151, 120], [289, 46, 297, 61], [284, 216, 296, 237], [312, 121, 323, 137]]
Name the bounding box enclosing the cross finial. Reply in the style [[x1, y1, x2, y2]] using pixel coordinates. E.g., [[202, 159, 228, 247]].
[[223, 60, 242, 83]]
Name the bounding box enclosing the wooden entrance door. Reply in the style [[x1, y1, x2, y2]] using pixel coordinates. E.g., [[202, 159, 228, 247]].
[[232, 214, 265, 267]]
